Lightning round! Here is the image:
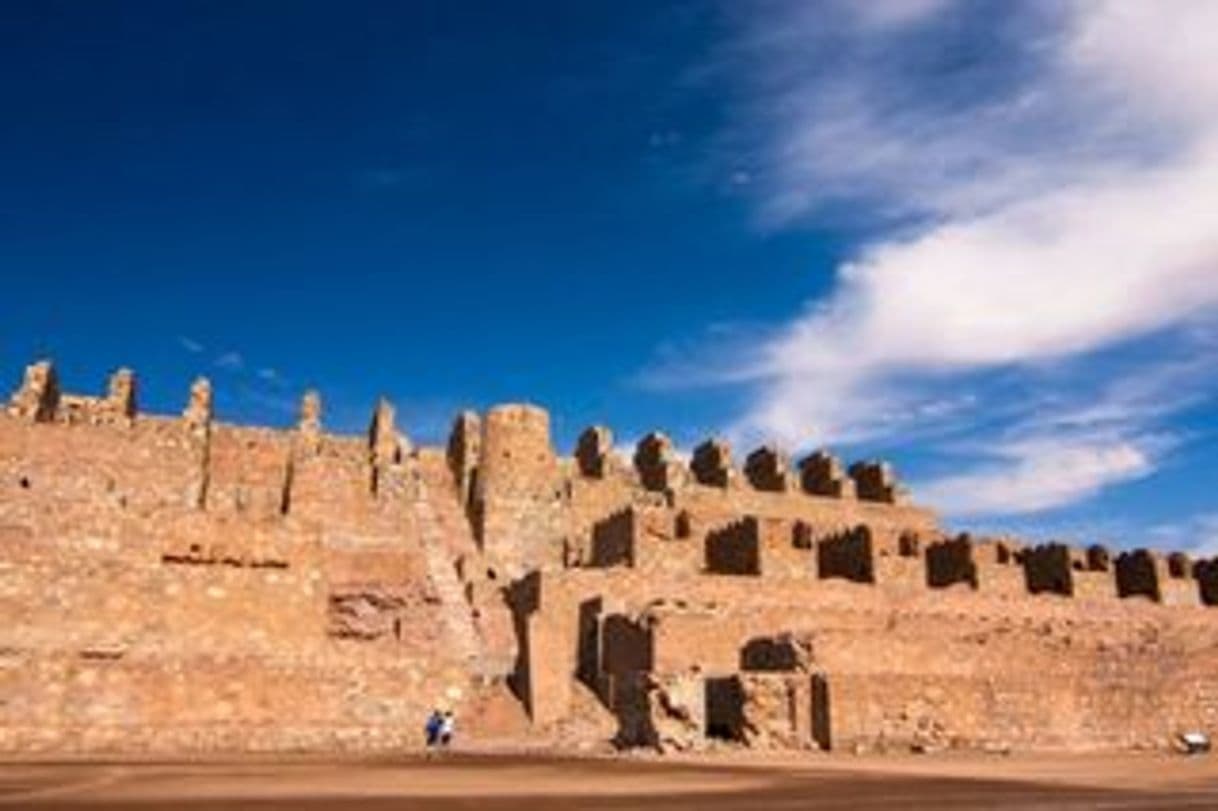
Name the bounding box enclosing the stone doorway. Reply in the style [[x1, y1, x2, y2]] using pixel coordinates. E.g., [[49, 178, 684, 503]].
[[704, 676, 745, 741], [811, 673, 831, 751]]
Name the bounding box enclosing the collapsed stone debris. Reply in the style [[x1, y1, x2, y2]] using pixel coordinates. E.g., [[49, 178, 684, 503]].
[[3, 357, 1218, 756]]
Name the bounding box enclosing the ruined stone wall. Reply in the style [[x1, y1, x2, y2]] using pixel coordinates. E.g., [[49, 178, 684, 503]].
[[511, 565, 1218, 753], [0, 363, 525, 755], [5, 358, 1217, 757], [561, 433, 938, 578]]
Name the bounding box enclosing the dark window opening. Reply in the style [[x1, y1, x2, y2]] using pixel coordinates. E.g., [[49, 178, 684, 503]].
[[741, 637, 801, 672], [811, 675, 832, 751], [705, 676, 745, 741]]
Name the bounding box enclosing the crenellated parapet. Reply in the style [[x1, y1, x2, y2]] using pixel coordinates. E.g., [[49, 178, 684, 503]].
[[7, 360, 139, 426], [798, 450, 856, 499], [1116, 549, 1201, 606], [183, 376, 214, 430], [1195, 558, 1218, 606], [367, 397, 411, 497], [743, 445, 793, 492], [575, 425, 614, 479], [105, 368, 137, 422], [296, 390, 323, 454], [368, 398, 404, 466], [1067, 543, 1117, 601], [1024, 543, 1076, 596], [9, 354, 1218, 759], [690, 438, 734, 488], [561, 420, 925, 536], [7, 359, 60, 422], [848, 460, 906, 504], [634, 432, 682, 492], [7, 355, 1217, 614]]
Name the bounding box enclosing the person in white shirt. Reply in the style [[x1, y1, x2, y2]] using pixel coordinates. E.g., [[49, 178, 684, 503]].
[[439, 710, 455, 748]]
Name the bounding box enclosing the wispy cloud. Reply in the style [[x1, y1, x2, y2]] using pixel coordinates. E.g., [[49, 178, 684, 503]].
[[648, 130, 683, 149], [918, 438, 1156, 517], [177, 336, 204, 354], [910, 343, 1212, 515], [652, 0, 1218, 519], [1148, 514, 1218, 558], [214, 351, 244, 371]]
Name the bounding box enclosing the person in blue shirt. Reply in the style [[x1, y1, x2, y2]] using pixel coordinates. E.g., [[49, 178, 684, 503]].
[[424, 709, 443, 748]]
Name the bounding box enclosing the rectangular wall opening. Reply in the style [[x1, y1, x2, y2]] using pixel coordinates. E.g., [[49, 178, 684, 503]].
[[704, 676, 745, 741], [576, 597, 603, 695], [705, 522, 761, 576], [811, 674, 831, 751]]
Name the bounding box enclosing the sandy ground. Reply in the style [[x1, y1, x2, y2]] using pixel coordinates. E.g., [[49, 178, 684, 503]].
[[2, 750, 1218, 809]]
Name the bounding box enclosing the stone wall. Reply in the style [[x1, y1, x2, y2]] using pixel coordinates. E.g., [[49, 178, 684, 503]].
[[510, 566, 1218, 753], [0, 362, 526, 755], [3, 357, 1217, 757]]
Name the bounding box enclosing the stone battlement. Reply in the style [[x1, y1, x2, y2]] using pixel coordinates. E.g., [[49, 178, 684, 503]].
[[3, 357, 1218, 757]]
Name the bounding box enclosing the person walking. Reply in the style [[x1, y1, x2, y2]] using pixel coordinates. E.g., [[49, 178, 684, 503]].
[[424, 709, 443, 749], [438, 710, 455, 748]]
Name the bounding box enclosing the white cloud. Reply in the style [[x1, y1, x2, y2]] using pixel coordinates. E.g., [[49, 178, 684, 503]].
[[669, 0, 1218, 517], [649, 130, 682, 148], [916, 438, 1153, 516], [177, 336, 204, 353], [214, 351, 244, 371], [1148, 514, 1218, 558], [848, 0, 952, 30]]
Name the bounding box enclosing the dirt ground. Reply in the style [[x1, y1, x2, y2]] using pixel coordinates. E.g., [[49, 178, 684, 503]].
[[2, 750, 1218, 810]]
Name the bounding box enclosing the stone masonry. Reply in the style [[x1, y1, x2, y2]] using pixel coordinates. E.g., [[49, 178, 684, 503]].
[[2, 358, 1218, 756]]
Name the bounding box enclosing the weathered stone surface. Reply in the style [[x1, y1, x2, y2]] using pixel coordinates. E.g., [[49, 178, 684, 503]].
[[294, 389, 323, 457], [106, 368, 137, 422], [798, 449, 855, 499], [183, 376, 213, 428], [2, 357, 1216, 759], [8, 359, 60, 422], [634, 432, 679, 492], [575, 425, 613, 479], [690, 438, 733, 488], [743, 445, 791, 492], [849, 460, 905, 504]]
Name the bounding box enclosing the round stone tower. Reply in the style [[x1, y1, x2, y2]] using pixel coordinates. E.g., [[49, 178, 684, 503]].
[[475, 403, 565, 575]]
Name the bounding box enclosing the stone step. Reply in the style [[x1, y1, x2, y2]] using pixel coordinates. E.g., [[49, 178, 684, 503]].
[[410, 475, 482, 668]]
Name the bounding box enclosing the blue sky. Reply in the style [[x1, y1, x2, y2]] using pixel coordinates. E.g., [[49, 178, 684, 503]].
[[2, 1, 1217, 551]]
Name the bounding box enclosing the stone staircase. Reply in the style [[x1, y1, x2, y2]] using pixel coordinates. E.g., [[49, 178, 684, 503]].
[[409, 468, 481, 667], [409, 451, 516, 678]]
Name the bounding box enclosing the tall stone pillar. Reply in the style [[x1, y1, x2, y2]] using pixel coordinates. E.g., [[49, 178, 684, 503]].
[[8, 359, 60, 422], [105, 367, 137, 422], [182, 376, 213, 508], [447, 410, 481, 508], [297, 389, 323, 454], [368, 397, 409, 497]]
